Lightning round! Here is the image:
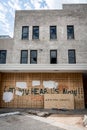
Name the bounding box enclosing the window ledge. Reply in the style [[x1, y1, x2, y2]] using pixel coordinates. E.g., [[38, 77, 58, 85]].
[[50, 39, 58, 41], [0, 64, 87, 72]]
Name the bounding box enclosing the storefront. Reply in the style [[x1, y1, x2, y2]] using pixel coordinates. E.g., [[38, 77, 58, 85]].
[[0, 72, 85, 109]]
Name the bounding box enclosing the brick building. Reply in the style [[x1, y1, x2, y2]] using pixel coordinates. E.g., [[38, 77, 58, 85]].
[[0, 4, 87, 109]]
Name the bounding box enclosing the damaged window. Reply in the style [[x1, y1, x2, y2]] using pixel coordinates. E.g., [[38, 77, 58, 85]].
[[30, 50, 37, 64], [50, 50, 57, 64], [32, 26, 39, 39]]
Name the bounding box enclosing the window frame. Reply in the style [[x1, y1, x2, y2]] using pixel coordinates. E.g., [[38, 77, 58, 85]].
[[67, 25, 74, 40], [30, 50, 37, 64], [20, 50, 28, 64], [50, 26, 57, 40], [50, 50, 57, 64], [22, 26, 29, 40], [68, 49, 76, 64], [0, 50, 7, 64], [32, 26, 39, 40]]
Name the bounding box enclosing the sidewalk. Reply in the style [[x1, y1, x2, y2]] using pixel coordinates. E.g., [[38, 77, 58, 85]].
[[27, 114, 86, 130], [0, 113, 64, 130], [0, 108, 87, 130]]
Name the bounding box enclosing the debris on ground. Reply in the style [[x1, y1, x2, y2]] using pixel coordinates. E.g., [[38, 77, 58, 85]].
[[0, 111, 20, 117], [83, 115, 87, 127], [52, 108, 68, 111], [37, 112, 50, 117], [28, 110, 50, 117]]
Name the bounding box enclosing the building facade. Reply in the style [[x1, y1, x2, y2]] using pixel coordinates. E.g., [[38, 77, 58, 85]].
[[0, 4, 87, 109]]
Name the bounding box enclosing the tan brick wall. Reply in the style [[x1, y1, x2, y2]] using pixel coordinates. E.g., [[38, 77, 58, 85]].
[[0, 4, 87, 64]]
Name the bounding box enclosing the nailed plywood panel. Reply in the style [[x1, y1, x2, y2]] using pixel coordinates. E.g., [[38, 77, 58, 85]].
[[44, 94, 74, 109], [0, 73, 85, 109]]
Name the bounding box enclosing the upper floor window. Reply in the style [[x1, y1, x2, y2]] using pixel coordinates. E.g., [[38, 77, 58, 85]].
[[22, 26, 29, 40], [67, 25, 74, 39], [50, 26, 57, 40], [32, 26, 39, 39], [0, 50, 7, 64], [30, 50, 37, 64], [50, 50, 57, 64], [68, 50, 76, 64], [20, 50, 28, 64]]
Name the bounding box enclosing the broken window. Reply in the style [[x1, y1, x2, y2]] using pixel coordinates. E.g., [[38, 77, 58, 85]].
[[30, 50, 37, 64], [50, 50, 57, 64], [32, 26, 39, 39]]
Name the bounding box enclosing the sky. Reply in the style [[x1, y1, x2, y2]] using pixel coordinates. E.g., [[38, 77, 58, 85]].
[[0, 0, 87, 37]]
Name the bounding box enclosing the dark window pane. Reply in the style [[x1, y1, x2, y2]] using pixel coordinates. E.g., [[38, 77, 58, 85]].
[[32, 26, 39, 39], [51, 51, 56, 58], [30, 50, 37, 64], [22, 51, 28, 58], [50, 26, 57, 40], [22, 26, 29, 39], [68, 50, 76, 64], [50, 50, 57, 64], [21, 58, 27, 63], [21, 50, 28, 64], [0, 50, 6, 64], [67, 25, 74, 39]]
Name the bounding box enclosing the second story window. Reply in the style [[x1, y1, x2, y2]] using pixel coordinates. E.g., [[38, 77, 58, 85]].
[[67, 25, 74, 39], [0, 50, 7, 64], [20, 50, 28, 64], [50, 26, 57, 40], [22, 26, 29, 40], [68, 50, 76, 64], [50, 50, 57, 64], [32, 26, 39, 39], [30, 50, 37, 64]]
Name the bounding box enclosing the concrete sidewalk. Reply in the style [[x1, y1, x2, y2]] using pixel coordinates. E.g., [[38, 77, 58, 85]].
[[0, 108, 87, 130], [0, 114, 64, 130], [27, 114, 86, 130], [0, 111, 86, 130]]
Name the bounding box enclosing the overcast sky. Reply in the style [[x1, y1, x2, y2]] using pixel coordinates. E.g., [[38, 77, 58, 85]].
[[0, 0, 87, 37]]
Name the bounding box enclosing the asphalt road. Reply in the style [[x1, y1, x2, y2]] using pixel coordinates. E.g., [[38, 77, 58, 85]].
[[0, 114, 65, 130]]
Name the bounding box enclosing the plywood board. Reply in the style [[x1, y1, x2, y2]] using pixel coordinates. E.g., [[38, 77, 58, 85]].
[[0, 73, 85, 109], [44, 94, 74, 109]]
